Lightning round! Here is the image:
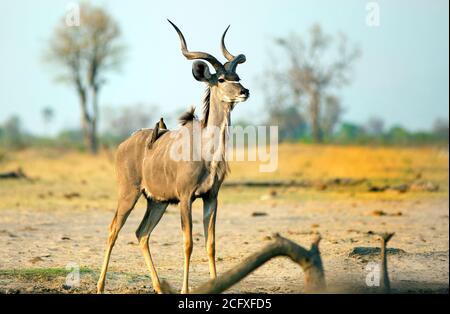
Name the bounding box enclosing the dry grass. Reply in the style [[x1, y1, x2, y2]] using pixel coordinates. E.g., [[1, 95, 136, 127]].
[[230, 144, 448, 184], [0, 144, 448, 211]]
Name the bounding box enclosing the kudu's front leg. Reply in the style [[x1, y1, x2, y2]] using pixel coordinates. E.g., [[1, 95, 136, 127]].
[[180, 198, 193, 294], [203, 197, 218, 279]]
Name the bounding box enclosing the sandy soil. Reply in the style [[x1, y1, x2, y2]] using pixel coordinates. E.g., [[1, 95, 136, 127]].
[[0, 196, 448, 294]]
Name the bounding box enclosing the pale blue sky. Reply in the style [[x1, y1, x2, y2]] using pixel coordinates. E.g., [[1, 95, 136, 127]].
[[0, 0, 448, 135]]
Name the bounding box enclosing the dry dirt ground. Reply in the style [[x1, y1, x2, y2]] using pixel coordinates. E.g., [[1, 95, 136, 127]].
[[0, 194, 448, 294], [0, 146, 448, 293]]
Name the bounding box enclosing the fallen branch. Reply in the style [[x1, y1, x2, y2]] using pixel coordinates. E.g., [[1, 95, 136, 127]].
[[161, 234, 326, 294]]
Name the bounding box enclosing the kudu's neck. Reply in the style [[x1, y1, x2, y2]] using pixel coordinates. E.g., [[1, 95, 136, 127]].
[[205, 89, 233, 128], [201, 88, 233, 181]]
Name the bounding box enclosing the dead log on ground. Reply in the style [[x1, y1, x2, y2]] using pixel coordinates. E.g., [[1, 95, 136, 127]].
[[0, 168, 27, 180], [223, 180, 310, 188], [223, 178, 366, 189], [162, 234, 326, 294]]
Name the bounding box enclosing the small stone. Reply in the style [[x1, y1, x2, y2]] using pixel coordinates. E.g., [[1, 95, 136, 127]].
[[251, 211, 268, 217], [29, 256, 44, 263]]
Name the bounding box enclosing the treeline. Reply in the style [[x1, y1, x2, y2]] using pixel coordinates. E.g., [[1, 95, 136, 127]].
[[0, 120, 119, 151], [0, 102, 157, 151], [255, 105, 449, 145], [0, 115, 86, 150], [1, 113, 448, 151], [331, 120, 449, 146]]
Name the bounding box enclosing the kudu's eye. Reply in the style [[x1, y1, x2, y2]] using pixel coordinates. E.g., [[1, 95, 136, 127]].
[[218, 78, 225, 83]]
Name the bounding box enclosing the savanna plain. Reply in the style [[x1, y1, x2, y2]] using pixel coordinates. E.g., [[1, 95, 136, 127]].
[[0, 144, 448, 293]]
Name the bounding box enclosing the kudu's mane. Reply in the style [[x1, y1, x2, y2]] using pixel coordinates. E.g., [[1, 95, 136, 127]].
[[178, 107, 197, 126], [178, 87, 211, 127], [201, 87, 211, 128]]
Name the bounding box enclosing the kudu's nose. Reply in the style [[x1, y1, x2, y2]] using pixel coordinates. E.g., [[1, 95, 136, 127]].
[[240, 88, 250, 97]]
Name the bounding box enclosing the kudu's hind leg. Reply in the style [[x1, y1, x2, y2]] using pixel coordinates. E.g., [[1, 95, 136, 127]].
[[97, 189, 141, 294], [135, 199, 168, 294]]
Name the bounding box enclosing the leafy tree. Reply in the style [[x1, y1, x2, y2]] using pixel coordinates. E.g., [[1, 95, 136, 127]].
[[1, 116, 26, 148], [267, 105, 308, 141], [335, 122, 366, 143], [386, 125, 410, 144]]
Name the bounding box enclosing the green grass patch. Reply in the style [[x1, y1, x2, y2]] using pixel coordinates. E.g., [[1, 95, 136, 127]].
[[0, 267, 95, 280]]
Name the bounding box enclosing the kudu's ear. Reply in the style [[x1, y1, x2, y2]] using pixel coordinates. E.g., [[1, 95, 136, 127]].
[[192, 61, 212, 82]]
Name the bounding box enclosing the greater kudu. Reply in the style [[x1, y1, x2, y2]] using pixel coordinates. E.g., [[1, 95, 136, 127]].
[[97, 20, 249, 294]]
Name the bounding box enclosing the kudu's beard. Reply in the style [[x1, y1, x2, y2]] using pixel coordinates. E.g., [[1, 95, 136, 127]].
[[221, 95, 249, 105], [235, 95, 249, 103]]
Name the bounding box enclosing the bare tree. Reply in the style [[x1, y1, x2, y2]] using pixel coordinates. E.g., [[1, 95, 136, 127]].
[[366, 116, 385, 136], [41, 106, 54, 135], [432, 118, 449, 141], [321, 95, 343, 138], [45, 4, 125, 153], [103, 103, 157, 140], [268, 24, 360, 142]]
